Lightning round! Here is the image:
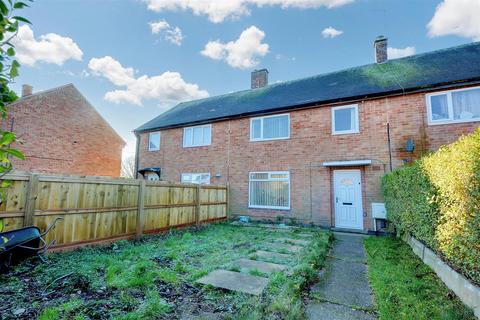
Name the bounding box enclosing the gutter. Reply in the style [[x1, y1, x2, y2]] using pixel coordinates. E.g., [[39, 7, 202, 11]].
[[134, 78, 480, 133]]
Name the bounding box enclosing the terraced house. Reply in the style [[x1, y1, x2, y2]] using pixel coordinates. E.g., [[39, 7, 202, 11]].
[[135, 38, 480, 233]]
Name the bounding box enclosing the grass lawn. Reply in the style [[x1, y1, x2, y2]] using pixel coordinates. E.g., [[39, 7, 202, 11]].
[[0, 223, 331, 320], [364, 236, 476, 320]]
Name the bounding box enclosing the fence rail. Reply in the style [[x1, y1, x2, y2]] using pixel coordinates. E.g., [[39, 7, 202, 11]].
[[0, 172, 228, 249]]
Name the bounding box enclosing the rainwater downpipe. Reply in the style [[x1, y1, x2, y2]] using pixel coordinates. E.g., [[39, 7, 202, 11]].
[[387, 122, 393, 172]]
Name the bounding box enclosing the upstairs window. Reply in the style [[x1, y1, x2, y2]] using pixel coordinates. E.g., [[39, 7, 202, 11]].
[[332, 104, 359, 135], [183, 124, 212, 147], [427, 87, 480, 125], [250, 114, 290, 141], [148, 132, 160, 151], [181, 173, 211, 185], [249, 171, 290, 210]]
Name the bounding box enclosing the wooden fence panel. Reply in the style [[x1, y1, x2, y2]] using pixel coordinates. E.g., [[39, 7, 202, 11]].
[[0, 173, 227, 249]]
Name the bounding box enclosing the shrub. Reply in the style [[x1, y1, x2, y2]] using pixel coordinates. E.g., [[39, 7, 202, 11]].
[[382, 128, 480, 284]]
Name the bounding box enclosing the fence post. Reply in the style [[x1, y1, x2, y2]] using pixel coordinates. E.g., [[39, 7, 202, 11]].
[[24, 173, 39, 227], [136, 180, 146, 238], [195, 184, 201, 226]]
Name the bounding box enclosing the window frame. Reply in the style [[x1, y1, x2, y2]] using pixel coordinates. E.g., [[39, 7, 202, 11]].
[[148, 132, 161, 151], [331, 104, 360, 135], [183, 124, 212, 148], [249, 113, 290, 142], [181, 172, 211, 185], [426, 86, 480, 125], [248, 171, 291, 210]]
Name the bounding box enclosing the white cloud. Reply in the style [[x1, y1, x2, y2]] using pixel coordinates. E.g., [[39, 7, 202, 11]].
[[387, 46, 416, 59], [149, 19, 183, 45], [88, 56, 209, 106], [143, 0, 354, 23], [321, 26, 343, 38], [12, 25, 83, 66], [427, 0, 480, 41], [201, 25, 269, 69]]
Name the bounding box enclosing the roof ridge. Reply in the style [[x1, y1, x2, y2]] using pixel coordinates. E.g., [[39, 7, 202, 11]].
[[10, 83, 75, 105], [176, 41, 480, 108]]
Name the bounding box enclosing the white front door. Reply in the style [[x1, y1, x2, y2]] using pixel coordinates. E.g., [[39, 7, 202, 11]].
[[333, 170, 363, 230]]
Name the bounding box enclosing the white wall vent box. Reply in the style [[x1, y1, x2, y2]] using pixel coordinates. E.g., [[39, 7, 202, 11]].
[[371, 203, 387, 219]]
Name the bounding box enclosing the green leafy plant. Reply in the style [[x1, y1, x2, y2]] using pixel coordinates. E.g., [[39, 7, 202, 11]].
[[0, 0, 30, 231], [382, 128, 480, 284]]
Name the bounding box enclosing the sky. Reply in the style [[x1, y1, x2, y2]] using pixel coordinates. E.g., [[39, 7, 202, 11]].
[[10, 0, 480, 158]]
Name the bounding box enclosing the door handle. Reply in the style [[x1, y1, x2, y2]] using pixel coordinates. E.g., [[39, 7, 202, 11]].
[[336, 197, 338, 203]]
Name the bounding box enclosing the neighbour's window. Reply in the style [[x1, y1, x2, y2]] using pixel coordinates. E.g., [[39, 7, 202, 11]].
[[427, 87, 480, 124], [249, 171, 290, 210], [183, 124, 212, 147], [181, 173, 211, 184], [250, 114, 290, 141], [332, 104, 359, 134], [148, 132, 161, 151]]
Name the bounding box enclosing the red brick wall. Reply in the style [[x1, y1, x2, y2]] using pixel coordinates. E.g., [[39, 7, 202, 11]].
[[138, 86, 480, 231], [6, 84, 125, 177]]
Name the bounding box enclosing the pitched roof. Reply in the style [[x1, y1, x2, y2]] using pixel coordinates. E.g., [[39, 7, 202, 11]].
[[136, 42, 480, 133], [11, 83, 126, 146]]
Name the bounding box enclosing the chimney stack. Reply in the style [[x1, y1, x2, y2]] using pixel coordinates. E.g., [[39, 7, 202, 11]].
[[251, 69, 268, 89], [22, 84, 33, 97], [374, 36, 388, 64]]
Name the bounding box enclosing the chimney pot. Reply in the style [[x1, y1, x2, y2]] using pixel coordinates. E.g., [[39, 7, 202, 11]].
[[251, 69, 268, 89], [374, 36, 388, 64], [22, 84, 33, 97]]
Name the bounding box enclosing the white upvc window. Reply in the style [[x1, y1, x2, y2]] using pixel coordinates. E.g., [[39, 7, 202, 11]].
[[250, 114, 290, 141], [426, 86, 480, 125], [181, 173, 211, 185], [332, 104, 359, 135], [248, 171, 290, 210], [148, 132, 161, 151], [183, 124, 212, 147]]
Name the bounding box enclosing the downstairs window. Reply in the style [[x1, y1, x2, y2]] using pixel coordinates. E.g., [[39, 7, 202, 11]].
[[249, 171, 290, 210]]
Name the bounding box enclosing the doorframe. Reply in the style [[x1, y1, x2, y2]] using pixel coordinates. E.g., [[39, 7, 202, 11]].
[[332, 169, 364, 230]]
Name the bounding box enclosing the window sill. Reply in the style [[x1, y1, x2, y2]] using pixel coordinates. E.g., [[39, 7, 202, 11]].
[[182, 144, 211, 148], [148, 149, 160, 152], [248, 205, 291, 211], [250, 137, 290, 142], [427, 118, 480, 126], [332, 130, 360, 136]]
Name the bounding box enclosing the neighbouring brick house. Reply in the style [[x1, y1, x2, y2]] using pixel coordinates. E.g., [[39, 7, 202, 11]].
[[135, 38, 480, 232], [7, 84, 125, 177]]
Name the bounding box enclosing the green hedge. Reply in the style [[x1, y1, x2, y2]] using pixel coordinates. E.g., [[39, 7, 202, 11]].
[[382, 128, 480, 284]]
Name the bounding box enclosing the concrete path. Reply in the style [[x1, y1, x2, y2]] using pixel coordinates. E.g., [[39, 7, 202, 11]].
[[307, 233, 376, 320]]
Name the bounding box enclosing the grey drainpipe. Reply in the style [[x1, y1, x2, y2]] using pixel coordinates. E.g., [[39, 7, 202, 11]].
[[134, 132, 140, 179]]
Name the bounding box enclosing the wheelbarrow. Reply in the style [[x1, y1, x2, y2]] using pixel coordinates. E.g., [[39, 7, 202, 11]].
[[0, 217, 63, 269]]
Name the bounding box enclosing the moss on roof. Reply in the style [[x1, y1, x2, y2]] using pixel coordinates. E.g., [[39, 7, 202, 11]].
[[136, 41, 480, 132]]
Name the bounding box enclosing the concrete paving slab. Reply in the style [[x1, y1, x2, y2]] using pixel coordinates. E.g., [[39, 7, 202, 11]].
[[311, 258, 374, 308], [252, 250, 292, 262], [196, 270, 268, 295], [330, 233, 367, 262], [266, 242, 303, 253], [233, 258, 288, 275], [306, 302, 376, 320], [276, 238, 310, 246]]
